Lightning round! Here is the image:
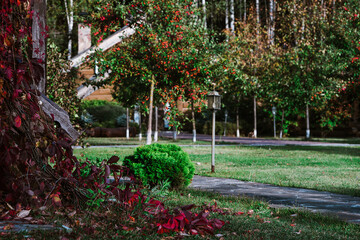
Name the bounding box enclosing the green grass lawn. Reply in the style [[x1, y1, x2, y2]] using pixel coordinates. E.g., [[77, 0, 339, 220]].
[[6, 188, 360, 239], [74, 145, 360, 197], [6, 144, 360, 239], [281, 137, 360, 144]]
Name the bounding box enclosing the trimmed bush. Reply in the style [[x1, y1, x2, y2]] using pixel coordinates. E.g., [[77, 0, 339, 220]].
[[201, 121, 239, 136], [123, 144, 195, 189]]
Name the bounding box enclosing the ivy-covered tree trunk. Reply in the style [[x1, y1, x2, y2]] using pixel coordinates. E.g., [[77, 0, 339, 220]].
[[32, 0, 47, 94]]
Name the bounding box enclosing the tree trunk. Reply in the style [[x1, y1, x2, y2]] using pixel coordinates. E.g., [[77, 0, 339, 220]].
[[301, 1, 305, 41], [236, 107, 240, 137], [202, 0, 207, 29], [32, 0, 47, 94], [191, 100, 197, 143], [33, 0, 79, 141], [211, 110, 216, 173], [230, 0, 235, 32], [280, 109, 284, 139], [173, 126, 177, 141], [293, 2, 298, 46], [126, 108, 130, 139], [139, 108, 142, 141], [268, 0, 275, 45], [64, 0, 74, 60], [154, 106, 158, 142], [223, 110, 228, 136], [244, 0, 247, 22], [321, 0, 326, 19], [146, 79, 155, 145], [239, 0, 242, 23], [225, 0, 229, 30], [256, 0, 260, 44], [253, 96, 257, 138], [306, 104, 310, 139]]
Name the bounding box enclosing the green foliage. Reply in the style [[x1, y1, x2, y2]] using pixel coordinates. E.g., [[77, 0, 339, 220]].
[[81, 100, 126, 128], [201, 121, 238, 136], [87, 0, 220, 128], [46, 41, 83, 124], [123, 144, 195, 189]]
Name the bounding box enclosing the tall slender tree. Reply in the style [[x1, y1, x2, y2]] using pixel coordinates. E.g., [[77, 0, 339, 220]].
[[64, 0, 74, 60]]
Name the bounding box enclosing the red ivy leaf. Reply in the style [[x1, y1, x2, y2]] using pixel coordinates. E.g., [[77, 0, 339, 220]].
[[14, 116, 21, 128]]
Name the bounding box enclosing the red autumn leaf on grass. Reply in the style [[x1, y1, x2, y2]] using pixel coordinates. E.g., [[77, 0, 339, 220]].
[[107, 156, 119, 164], [234, 211, 245, 215], [14, 116, 21, 128]]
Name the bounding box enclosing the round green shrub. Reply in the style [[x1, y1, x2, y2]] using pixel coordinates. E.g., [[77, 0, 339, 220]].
[[123, 144, 195, 189]]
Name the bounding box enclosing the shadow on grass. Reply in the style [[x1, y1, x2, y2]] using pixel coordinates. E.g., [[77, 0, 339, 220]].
[[258, 145, 360, 158]]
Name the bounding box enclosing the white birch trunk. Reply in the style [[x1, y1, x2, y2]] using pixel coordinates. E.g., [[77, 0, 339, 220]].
[[253, 96, 257, 138], [223, 110, 228, 136], [306, 104, 310, 139], [202, 0, 207, 29], [280, 109, 284, 139], [236, 108, 240, 137], [64, 0, 74, 60], [230, 0, 235, 32], [173, 125, 177, 141], [138, 108, 142, 141], [146, 80, 155, 145], [126, 108, 130, 139], [154, 106, 158, 142], [244, 0, 247, 22], [225, 0, 229, 30], [191, 101, 197, 143], [269, 0, 275, 45]]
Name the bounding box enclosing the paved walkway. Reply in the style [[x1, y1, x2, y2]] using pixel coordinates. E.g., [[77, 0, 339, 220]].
[[160, 132, 360, 147], [190, 175, 360, 224]]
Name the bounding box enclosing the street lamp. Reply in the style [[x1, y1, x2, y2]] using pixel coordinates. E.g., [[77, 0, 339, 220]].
[[272, 106, 277, 138], [207, 90, 221, 173]]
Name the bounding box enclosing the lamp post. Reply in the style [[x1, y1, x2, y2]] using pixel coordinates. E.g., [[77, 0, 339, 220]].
[[207, 90, 221, 173], [272, 106, 277, 138]]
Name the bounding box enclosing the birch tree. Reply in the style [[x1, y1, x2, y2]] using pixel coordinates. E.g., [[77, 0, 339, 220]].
[[230, 0, 235, 32], [64, 0, 74, 60], [202, 0, 207, 29]]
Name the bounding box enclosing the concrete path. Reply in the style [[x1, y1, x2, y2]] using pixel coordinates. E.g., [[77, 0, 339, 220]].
[[190, 175, 360, 224], [160, 132, 360, 147]]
